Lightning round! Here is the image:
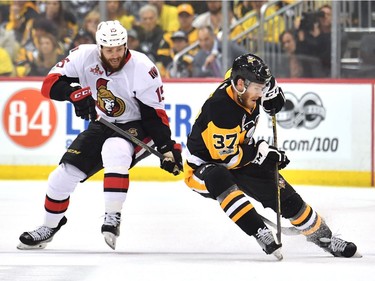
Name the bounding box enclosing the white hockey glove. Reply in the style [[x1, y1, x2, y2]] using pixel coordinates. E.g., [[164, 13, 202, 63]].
[[158, 141, 183, 176], [251, 140, 289, 170], [261, 76, 285, 115]]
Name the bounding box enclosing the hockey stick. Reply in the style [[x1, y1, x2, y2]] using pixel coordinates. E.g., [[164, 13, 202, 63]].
[[271, 109, 282, 244], [259, 214, 301, 236], [96, 116, 165, 160]]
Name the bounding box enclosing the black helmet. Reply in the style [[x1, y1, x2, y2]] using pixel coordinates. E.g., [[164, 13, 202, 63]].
[[231, 53, 272, 84]]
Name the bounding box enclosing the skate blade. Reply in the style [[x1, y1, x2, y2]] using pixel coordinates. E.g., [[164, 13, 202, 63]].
[[272, 249, 283, 261], [103, 232, 117, 250], [352, 251, 363, 258], [17, 242, 47, 250]]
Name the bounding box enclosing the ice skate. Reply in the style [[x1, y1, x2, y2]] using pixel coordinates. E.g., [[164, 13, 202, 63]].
[[254, 227, 283, 260], [101, 212, 121, 250], [17, 216, 67, 250], [318, 236, 361, 258]]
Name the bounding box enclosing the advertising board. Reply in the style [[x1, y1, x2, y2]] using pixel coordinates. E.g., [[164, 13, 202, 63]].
[[0, 78, 374, 186]]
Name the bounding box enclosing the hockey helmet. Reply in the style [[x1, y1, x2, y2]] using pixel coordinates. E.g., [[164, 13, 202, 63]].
[[231, 53, 271, 85], [96, 20, 127, 48]]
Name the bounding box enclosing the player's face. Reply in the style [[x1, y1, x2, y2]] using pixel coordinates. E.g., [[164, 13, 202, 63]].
[[239, 81, 265, 109], [100, 45, 127, 71]]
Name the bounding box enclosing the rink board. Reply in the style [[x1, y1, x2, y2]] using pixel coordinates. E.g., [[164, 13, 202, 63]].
[[0, 78, 374, 186]]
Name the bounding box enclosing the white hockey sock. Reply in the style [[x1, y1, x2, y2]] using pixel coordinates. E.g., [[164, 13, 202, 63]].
[[44, 163, 86, 227]]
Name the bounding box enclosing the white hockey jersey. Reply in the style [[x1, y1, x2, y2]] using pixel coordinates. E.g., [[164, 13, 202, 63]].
[[48, 44, 166, 124]]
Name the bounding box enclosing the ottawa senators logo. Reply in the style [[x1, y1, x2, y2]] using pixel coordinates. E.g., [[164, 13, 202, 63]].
[[96, 78, 125, 117]]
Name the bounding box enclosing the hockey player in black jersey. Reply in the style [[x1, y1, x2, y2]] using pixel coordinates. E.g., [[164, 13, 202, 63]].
[[184, 53, 360, 260]]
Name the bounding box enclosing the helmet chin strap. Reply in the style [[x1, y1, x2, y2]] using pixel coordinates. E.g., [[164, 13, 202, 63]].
[[231, 79, 250, 104]]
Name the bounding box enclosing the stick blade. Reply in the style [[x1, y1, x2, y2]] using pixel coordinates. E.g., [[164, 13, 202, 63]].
[[260, 215, 301, 236]]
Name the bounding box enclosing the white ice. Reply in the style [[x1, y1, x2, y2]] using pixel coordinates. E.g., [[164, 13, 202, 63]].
[[1, 180, 374, 281]]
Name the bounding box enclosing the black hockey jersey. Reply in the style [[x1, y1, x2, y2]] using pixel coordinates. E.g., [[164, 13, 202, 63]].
[[186, 79, 260, 170]]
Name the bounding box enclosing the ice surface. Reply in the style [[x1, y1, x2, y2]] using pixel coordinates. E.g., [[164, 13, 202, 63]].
[[1, 180, 374, 281]]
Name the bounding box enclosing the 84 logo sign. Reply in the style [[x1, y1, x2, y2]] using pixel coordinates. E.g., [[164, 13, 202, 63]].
[[278, 92, 326, 129], [3, 88, 57, 148]]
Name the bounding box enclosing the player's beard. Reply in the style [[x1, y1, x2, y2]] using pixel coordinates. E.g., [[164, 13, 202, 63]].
[[101, 51, 127, 73]]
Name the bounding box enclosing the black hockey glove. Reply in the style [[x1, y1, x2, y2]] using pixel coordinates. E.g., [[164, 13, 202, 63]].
[[261, 76, 285, 115], [68, 86, 96, 122], [158, 141, 183, 176], [251, 140, 289, 170]]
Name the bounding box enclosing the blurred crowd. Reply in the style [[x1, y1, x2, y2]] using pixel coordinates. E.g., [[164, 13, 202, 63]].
[[0, 0, 346, 79]]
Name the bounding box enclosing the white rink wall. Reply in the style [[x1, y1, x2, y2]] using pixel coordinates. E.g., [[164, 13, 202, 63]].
[[0, 78, 374, 186]]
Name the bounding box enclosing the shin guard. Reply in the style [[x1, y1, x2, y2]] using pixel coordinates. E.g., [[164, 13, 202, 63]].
[[217, 185, 265, 236]]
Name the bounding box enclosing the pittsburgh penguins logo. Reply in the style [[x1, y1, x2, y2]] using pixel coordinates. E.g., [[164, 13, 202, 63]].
[[96, 78, 126, 117]]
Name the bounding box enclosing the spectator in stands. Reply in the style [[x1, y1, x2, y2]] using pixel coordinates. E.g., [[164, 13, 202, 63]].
[[148, 0, 179, 33], [233, 0, 253, 19], [15, 17, 62, 77], [0, 47, 15, 76], [81, 10, 101, 40], [160, 3, 198, 62], [189, 2, 208, 15], [124, 1, 147, 22], [241, 0, 285, 45], [106, 0, 135, 30], [176, 3, 197, 45], [6, 1, 39, 45], [0, 8, 19, 62], [278, 30, 303, 78], [134, 4, 164, 63], [192, 26, 247, 78], [127, 29, 141, 51], [296, 10, 321, 63], [192, 1, 243, 40], [218, 10, 245, 44], [156, 3, 197, 76], [67, 29, 95, 54], [316, 4, 332, 76], [27, 33, 65, 77], [193, 1, 223, 34], [157, 30, 193, 78], [39, 0, 78, 53], [66, 0, 98, 26], [276, 30, 323, 78], [166, 30, 194, 78]]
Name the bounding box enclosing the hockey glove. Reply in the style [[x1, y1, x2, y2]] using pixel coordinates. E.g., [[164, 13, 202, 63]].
[[251, 140, 289, 170], [159, 141, 183, 176], [68, 86, 96, 122], [261, 76, 285, 115]]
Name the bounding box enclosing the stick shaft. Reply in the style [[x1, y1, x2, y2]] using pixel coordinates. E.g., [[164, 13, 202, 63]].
[[96, 116, 164, 160], [271, 110, 282, 244]]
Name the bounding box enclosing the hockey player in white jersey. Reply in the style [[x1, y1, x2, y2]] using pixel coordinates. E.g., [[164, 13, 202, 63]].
[[17, 20, 183, 250]]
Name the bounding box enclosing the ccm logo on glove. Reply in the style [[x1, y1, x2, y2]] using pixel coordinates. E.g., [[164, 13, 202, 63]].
[[68, 86, 96, 122], [70, 87, 92, 102]]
